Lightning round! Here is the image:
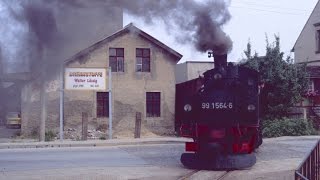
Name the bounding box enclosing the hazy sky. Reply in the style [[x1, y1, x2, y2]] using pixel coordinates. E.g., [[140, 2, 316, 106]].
[[124, 0, 319, 63]]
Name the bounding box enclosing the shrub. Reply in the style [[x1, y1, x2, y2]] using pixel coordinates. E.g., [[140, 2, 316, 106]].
[[45, 131, 56, 141], [31, 128, 39, 138], [96, 124, 107, 131], [262, 118, 317, 138], [14, 131, 21, 137], [99, 136, 106, 140]]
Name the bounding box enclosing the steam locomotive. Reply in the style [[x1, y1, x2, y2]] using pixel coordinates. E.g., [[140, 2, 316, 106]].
[[176, 53, 262, 169]]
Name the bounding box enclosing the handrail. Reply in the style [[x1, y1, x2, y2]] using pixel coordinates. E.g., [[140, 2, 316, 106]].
[[295, 139, 320, 180]]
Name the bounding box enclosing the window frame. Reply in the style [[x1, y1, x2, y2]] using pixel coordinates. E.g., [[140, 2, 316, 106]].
[[109, 48, 124, 72], [308, 79, 315, 92], [97, 92, 109, 117], [136, 48, 150, 72], [316, 29, 320, 53], [314, 23, 320, 54], [146, 92, 161, 117]]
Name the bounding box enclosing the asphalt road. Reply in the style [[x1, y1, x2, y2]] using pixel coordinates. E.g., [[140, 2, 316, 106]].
[[0, 136, 319, 180], [0, 144, 193, 180]]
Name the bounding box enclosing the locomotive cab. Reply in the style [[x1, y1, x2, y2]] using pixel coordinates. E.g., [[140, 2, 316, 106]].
[[179, 53, 261, 170]]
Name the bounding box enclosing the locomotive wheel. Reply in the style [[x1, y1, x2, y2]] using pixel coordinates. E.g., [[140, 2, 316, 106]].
[[181, 153, 256, 170]]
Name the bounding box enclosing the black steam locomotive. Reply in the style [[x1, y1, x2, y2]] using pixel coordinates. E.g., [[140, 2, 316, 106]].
[[176, 53, 262, 169]]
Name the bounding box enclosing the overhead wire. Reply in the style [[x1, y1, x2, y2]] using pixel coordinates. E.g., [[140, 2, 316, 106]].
[[230, 6, 309, 16], [229, 1, 315, 16], [231, 1, 311, 12]]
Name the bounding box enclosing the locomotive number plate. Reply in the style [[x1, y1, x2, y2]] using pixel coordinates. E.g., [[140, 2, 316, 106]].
[[201, 102, 233, 109]]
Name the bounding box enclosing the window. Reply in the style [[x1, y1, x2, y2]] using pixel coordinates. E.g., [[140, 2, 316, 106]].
[[109, 48, 124, 72], [317, 29, 320, 53], [308, 79, 315, 92], [97, 92, 109, 117], [146, 92, 161, 117], [136, 48, 150, 72]]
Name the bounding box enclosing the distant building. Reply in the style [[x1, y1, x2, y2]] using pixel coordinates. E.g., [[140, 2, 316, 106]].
[[292, 1, 320, 104], [21, 24, 182, 138], [175, 61, 214, 84], [292, 0, 320, 120], [293, 0, 320, 65]]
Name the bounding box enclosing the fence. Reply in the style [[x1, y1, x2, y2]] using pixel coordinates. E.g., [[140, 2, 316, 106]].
[[295, 140, 320, 180]]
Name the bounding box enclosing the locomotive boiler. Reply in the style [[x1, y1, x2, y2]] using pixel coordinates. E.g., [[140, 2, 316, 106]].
[[177, 53, 262, 169]]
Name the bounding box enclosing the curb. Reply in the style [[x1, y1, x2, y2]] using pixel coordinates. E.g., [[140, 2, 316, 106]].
[[0, 137, 193, 149]]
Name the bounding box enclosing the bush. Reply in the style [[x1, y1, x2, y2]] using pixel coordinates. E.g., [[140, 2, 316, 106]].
[[99, 136, 106, 140], [45, 131, 56, 141], [31, 128, 39, 138], [262, 118, 317, 138]]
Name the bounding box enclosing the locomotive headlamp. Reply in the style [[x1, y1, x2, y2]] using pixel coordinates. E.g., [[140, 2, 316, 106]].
[[184, 104, 192, 112], [248, 104, 256, 111], [214, 73, 222, 79]]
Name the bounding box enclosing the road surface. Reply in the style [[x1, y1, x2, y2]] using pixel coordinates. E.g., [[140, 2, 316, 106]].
[[0, 136, 319, 180], [0, 143, 192, 180]]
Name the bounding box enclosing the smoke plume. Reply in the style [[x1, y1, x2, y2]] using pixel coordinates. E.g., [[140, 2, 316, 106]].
[[110, 0, 232, 54], [0, 0, 232, 79]]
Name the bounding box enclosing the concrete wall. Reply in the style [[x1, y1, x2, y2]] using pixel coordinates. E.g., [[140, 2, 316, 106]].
[[21, 81, 41, 136], [294, 1, 320, 63], [21, 30, 179, 139], [175, 63, 187, 84], [175, 61, 214, 84]]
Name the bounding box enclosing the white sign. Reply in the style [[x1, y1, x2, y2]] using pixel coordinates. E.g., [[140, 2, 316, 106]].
[[65, 68, 106, 90]]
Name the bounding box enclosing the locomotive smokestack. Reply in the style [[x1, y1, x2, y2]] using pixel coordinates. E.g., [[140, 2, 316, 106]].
[[214, 54, 227, 68], [208, 52, 227, 69]]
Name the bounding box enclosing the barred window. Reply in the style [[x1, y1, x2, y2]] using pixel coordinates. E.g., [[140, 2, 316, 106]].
[[308, 80, 315, 92], [146, 92, 160, 117], [109, 48, 124, 72], [136, 48, 150, 72], [97, 92, 109, 117]]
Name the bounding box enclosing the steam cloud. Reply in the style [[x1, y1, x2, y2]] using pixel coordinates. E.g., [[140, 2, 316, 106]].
[[0, 0, 232, 78], [110, 0, 232, 54]]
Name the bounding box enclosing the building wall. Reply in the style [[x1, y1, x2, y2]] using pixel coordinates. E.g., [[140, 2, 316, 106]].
[[175, 63, 187, 84], [21, 81, 41, 136], [21, 31, 178, 138], [175, 61, 214, 84], [186, 61, 214, 81], [294, 1, 320, 63]]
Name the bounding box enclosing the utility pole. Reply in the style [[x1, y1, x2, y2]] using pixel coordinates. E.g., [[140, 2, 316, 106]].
[[39, 80, 47, 142], [0, 47, 5, 126], [39, 51, 47, 142], [59, 64, 64, 141], [108, 67, 112, 139]]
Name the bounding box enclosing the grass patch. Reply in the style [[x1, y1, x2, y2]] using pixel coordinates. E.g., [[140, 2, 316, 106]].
[[45, 131, 56, 141]]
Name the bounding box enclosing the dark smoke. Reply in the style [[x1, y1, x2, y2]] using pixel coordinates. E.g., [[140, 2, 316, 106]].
[[0, 0, 232, 79], [109, 0, 232, 54]]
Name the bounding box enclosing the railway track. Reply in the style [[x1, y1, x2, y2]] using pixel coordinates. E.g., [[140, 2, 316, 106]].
[[217, 171, 231, 180], [178, 170, 232, 180]]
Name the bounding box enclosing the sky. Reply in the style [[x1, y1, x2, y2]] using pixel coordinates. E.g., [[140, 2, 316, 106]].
[[124, 0, 319, 63]]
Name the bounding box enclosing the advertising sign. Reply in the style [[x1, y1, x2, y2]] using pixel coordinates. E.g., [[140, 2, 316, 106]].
[[65, 68, 106, 90]]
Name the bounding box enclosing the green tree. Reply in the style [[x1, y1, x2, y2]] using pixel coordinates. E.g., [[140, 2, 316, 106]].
[[242, 36, 308, 119]]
